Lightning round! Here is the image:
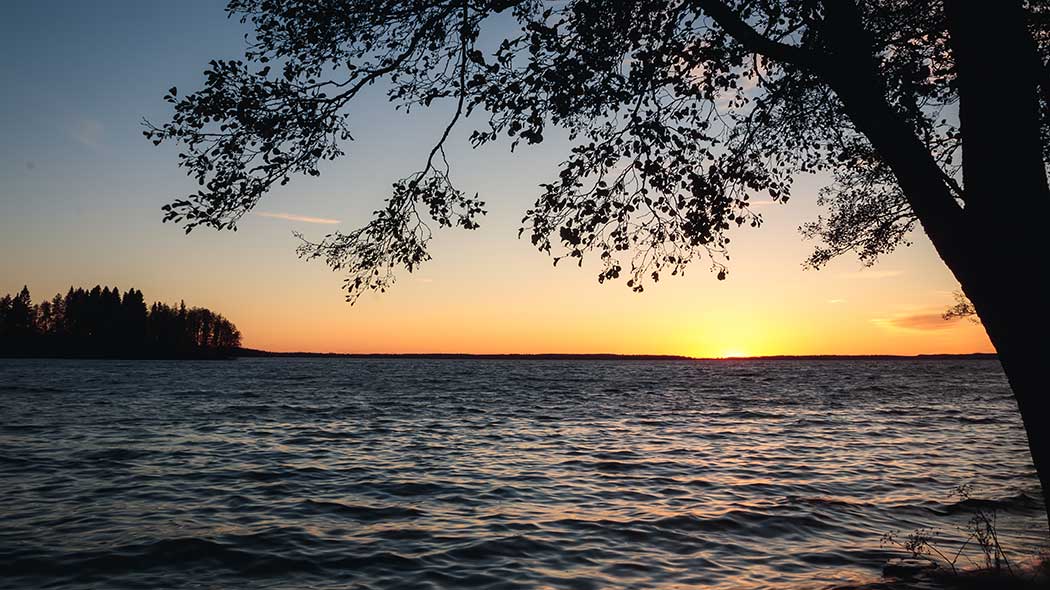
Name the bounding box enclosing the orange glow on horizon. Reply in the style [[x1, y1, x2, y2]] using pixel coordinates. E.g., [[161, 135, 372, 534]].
[[720, 350, 751, 359]]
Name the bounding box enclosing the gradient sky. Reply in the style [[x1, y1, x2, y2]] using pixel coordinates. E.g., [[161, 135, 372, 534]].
[[0, 1, 993, 357]]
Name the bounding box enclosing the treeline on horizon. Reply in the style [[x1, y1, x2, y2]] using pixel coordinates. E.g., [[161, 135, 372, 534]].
[[0, 285, 241, 359]]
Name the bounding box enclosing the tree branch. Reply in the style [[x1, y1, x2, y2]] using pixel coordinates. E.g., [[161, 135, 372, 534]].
[[695, 0, 823, 69]]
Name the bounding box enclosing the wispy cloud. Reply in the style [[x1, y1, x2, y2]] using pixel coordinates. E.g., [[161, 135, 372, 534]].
[[872, 312, 962, 332], [255, 211, 341, 225], [747, 199, 776, 208], [71, 119, 104, 150], [839, 269, 903, 280], [827, 299, 846, 304]]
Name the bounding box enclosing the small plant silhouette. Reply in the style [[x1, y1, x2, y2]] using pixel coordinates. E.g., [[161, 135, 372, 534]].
[[953, 484, 1014, 575], [882, 484, 1015, 577]]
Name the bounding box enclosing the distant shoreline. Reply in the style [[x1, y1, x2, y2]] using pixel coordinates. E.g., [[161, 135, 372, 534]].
[[233, 349, 998, 361], [0, 349, 999, 362]]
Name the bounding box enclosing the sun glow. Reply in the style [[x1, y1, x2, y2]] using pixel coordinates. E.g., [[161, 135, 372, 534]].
[[720, 350, 750, 359]]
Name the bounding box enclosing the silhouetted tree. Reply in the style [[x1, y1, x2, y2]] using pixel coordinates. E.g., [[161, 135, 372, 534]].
[[36, 299, 55, 336], [0, 287, 40, 355], [119, 288, 149, 351], [0, 285, 241, 358], [6, 287, 36, 341], [146, 1, 1050, 519], [944, 290, 978, 323], [0, 295, 11, 340]]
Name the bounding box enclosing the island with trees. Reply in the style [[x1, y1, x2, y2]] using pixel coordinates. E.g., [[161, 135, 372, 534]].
[[0, 285, 241, 359]]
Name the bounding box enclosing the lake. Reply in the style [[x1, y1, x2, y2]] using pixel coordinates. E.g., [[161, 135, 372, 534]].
[[0, 358, 1044, 589]]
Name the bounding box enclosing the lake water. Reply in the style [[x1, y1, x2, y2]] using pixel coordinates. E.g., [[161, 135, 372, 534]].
[[0, 358, 1045, 589]]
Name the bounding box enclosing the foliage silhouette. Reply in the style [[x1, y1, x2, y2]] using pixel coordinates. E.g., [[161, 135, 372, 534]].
[[147, 1, 1050, 522], [944, 290, 979, 323], [0, 286, 241, 359], [882, 485, 1023, 580]]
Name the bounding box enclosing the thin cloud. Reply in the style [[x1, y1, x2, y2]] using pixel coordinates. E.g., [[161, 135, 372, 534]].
[[255, 211, 341, 224], [839, 269, 903, 280], [827, 299, 846, 304], [747, 199, 776, 207], [872, 313, 962, 332]]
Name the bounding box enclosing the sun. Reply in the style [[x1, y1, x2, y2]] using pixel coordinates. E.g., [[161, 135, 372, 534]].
[[720, 349, 749, 359]]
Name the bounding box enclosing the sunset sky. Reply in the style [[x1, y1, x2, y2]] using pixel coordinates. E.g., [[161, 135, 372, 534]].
[[0, 1, 993, 357]]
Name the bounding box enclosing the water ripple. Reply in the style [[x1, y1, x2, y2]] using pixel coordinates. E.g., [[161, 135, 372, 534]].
[[0, 358, 1044, 589]]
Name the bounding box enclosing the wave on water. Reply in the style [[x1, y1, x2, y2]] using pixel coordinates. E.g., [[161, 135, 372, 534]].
[[0, 357, 1044, 590]]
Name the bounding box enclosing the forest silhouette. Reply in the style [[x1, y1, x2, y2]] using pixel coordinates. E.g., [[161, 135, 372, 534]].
[[0, 286, 241, 359]]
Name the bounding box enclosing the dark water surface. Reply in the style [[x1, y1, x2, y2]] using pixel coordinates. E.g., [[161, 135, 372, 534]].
[[0, 358, 1045, 589]]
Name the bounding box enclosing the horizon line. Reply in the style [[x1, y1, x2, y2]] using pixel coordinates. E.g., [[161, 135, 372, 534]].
[[236, 348, 997, 361]]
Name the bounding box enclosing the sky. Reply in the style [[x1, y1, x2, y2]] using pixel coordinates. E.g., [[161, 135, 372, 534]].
[[0, 1, 993, 357]]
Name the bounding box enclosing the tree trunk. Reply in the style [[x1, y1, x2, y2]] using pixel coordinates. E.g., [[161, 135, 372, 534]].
[[944, 0, 1050, 522], [821, 0, 1050, 527], [999, 354, 1050, 513], [965, 281, 1050, 510], [717, 0, 1050, 525]]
